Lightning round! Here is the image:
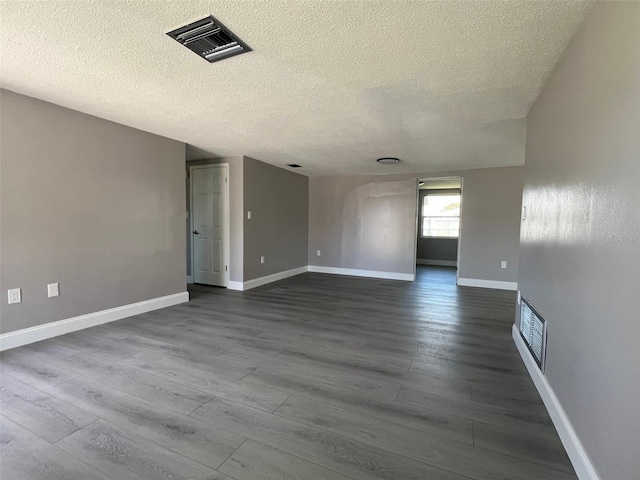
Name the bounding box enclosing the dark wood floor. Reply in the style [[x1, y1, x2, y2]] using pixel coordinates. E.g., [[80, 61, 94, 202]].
[[0, 266, 576, 480]]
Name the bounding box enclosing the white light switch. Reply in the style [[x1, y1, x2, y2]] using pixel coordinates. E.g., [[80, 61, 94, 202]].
[[260, 256, 265, 264], [8, 288, 21, 304], [500, 261, 507, 269], [521, 206, 527, 220], [316, 250, 321, 257], [48, 283, 60, 298], [247, 211, 252, 220]]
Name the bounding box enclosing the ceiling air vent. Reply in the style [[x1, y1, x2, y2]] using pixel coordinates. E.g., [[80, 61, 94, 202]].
[[167, 15, 251, 63]]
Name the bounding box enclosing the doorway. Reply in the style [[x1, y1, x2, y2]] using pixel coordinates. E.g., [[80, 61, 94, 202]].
[[189, 164, 230, 287], [415, 177, 463, 281]]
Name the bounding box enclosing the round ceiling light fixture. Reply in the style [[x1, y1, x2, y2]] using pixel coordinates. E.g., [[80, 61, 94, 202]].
[[376, 157, 400, 165]]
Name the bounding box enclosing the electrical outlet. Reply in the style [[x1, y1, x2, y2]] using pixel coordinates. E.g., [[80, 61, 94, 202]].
[[500, 261, 507, 269], [247, 211, 252, 220], [8, 288, 21, 304], [260, 256, 265, 264], [316, 250, 321, 257], [48, 283, 60, 298]]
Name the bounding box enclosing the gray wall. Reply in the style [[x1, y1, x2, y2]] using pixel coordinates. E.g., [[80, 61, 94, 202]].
[[0, 89, 186, 335], [519, 3, 640, 479], [186, 157, 244, 282], [309, 166, 522, 282], [416, 189, 459, 263], [243, 157, 309, 281], [417, 238, 457, 263], [458, 167, 522, 283], [186, 156, 308, 284], [309, 175, 418, 274]]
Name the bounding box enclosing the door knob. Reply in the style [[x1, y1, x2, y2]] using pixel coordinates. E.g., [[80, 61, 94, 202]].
[[193, 230, 200, 235]]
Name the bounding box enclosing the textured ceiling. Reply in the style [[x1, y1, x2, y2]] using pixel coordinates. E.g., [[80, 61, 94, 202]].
[[0, 1, 591, 176]]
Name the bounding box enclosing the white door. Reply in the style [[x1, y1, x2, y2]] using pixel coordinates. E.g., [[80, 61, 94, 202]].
[[191, 165, 228, 286]]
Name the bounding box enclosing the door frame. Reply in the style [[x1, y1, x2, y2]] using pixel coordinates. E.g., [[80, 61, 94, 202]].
[[456, 177, 464, 283], [189, 163, 230, 287], [413, 176, 464, 282]]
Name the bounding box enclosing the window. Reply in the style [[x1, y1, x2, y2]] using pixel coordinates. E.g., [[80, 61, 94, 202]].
[[421, 193, 460, 238]]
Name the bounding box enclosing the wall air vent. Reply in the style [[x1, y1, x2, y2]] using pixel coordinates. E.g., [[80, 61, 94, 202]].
[[167, 15, 251, 63], [519, 296, 548, 372]]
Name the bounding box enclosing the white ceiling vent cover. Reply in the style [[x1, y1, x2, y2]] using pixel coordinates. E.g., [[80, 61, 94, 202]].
[[519, 297, 548, 372], [167, 16, 251, 63]]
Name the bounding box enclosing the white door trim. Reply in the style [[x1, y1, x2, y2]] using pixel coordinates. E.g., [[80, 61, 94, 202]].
[[456, 176, 464, 282], [189, 164, 230, 287], [414, 176, 463, 276]]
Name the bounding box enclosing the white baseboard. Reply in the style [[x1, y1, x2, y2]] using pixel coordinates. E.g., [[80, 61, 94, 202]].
[[227, 266, 308, 291], [512, 325, 600, 480], [0, 292, 189, 352], [457, 277, 517, 291], [308, 265, 415, 282], [228, 265, 415, 290], [417, 259, 457, 267], [186, 275, 193, 284], [227, 281, 244, 291], [243, 266, 308, 290]]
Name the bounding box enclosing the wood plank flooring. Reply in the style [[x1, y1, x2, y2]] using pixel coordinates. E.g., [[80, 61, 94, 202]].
[[0, 266, 576, 479]]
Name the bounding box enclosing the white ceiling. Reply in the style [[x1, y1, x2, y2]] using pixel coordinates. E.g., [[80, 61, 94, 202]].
[[0, 1, 591, 176]]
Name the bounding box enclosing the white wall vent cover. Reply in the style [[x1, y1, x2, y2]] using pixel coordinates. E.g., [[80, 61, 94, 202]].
[[519, 297, 547, 372], [167, 16, 251, 63]]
